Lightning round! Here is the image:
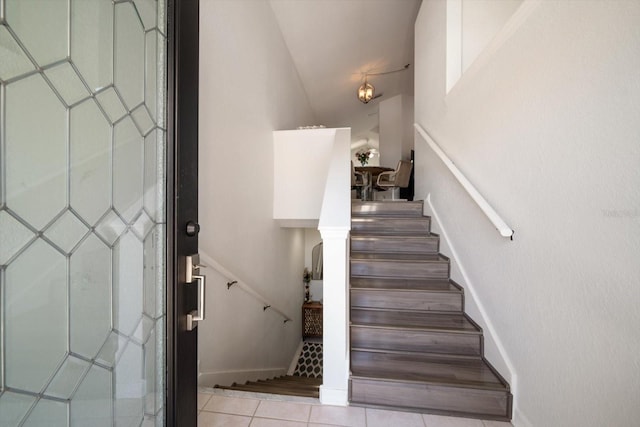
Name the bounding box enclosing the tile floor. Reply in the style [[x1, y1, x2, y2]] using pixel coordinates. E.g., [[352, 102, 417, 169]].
[[198, 388, 513, 427]]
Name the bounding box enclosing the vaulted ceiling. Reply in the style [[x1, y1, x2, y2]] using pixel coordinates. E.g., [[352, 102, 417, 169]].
[[269, 0, 421, 144]]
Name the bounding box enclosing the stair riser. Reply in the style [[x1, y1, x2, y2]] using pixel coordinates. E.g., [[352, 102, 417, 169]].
[[351, 327, 481, 356], [351, 289, 462, 312], [351, 260, 449, 279], [350, 378, 511, 420], [352, 202, 423, 217], [350, 277, 457, 290], [351, 236, 439, 254], [351, 218, 430, 235]]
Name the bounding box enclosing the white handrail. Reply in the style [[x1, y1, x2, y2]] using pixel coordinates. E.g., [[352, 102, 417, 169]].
[[198, 251, 293, 322], [414, 123, 514, 239]]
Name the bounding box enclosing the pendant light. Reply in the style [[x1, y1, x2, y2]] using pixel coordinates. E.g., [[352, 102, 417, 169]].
[[356, 64, 411, 104], [357, 76, 374, 104]]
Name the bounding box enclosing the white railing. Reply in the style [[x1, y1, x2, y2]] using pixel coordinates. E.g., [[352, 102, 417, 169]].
[[198, 251, 293, 322], [414, 123, 514, 239]]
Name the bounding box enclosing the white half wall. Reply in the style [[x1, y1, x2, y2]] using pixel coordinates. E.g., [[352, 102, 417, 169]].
[[273, 128, 336, 226], [198, 0, 315, 387], [415, 1, 640, 426]]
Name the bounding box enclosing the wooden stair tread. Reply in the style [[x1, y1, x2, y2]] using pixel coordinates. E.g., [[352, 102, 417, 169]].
[[351, 235, 439, 254], [351, 308, 480, 333], [257, 378, 319, 386], [350, 351, 507, 390], [269, 375, 322, 383], [259, 377, 322, 386], [216, 375, 320, 398], [351, 216, 429, 221], [351, 234, 437, 240], [352, 201, 424, 217], [223, 384, 318, 398], [350, 278, 460, 292], [351, 217, 430, 236], [351, 252, 445, 261], [350, 346, 481, 360], [351, 288, 463, 312]]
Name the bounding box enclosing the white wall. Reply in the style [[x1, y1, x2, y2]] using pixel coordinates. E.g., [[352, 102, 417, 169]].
[[273, 129, 335, 227], [415, 1, 640, 426], [379, 94, 415, 167], [304, 228, 323, 301], [401, 94, 415, 160], [446, 0, 523, 92], [379, 95, 403, 167], [198, 0, 316, 386], [461, 0, 523, 72]]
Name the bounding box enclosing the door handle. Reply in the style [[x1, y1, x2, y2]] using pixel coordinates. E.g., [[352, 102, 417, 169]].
[[187, 274, 205, 331], [186, 254, 206, 331]]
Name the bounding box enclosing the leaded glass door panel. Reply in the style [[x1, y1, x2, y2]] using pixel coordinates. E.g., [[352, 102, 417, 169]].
[[0, 1, 169, 425]]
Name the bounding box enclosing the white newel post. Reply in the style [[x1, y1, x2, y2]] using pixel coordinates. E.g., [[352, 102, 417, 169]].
[[318, 227, 350, 405]]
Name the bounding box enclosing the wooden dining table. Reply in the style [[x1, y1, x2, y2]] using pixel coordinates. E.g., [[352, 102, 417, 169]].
[[355, 166, 394, 200]]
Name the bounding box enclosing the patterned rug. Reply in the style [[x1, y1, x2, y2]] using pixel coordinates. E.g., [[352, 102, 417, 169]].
[[293, 342, 323, 378]]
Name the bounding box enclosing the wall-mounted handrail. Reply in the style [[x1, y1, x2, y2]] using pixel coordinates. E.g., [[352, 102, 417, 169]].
[[414, 123, 514, 239], [198, 251, 293, 323]]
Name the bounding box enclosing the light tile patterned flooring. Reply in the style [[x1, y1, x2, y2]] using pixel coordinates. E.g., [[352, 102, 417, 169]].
[[198, 389, 513, 427]]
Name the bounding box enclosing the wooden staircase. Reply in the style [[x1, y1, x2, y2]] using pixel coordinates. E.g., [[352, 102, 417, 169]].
[[349, 200, 512, 421], [215, 375, 321, 398]]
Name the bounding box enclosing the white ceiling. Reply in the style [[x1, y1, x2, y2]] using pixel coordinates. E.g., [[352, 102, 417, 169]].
[[269, 0, 421, 143]]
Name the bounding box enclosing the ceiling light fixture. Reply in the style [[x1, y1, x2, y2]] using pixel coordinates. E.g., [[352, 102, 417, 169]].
[[357, 76, 375, 104], [357, 64, 411, 104]]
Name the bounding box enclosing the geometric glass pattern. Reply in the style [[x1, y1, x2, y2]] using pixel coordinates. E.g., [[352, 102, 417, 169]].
[[70, 99, 112, 226], [5, 74, 67, 231], [70, 0, 114, 93], [0, 26, 34, 80], [95, 87, 129, 124], [0, 0, 167, 424], [5, 0, 69, 67], [0, 391, 36, 427], [115, 3, 145, 111], [43, 209, 89, 254], [145, 31, 159, 122], [132, 104, 155, 136], [5, 239, 68, 393], [43, 61, 91, 107], [113, 117, 144, 223], [0, 210, 35, 265], [22, 398, 69, 427]]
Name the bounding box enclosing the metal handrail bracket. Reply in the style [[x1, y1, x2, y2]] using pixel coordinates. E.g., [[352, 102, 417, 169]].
[[198, 251, 293, 322]]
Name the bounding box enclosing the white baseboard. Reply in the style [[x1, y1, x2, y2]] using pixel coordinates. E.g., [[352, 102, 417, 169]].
[[199, 367, 287, 388], [319, 386, 348, 406], [424, 194, 517, 407]]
